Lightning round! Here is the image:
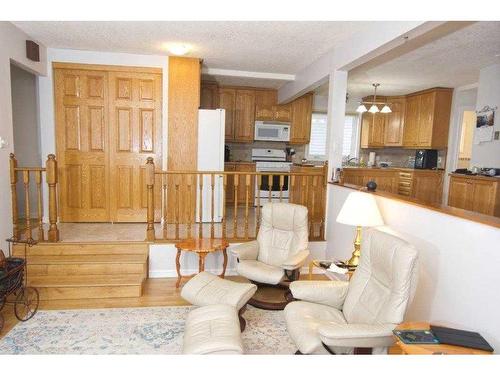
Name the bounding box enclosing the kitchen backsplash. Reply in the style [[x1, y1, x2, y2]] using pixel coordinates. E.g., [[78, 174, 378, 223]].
[[359, 148, 447, 168], [226, 142, 306, 162]]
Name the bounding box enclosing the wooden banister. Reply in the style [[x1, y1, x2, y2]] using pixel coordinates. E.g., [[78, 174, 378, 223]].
[[9, 154, 19, 241], [46, 154, 59, 242], [147, 162, 328, 242], [145, 157, 155, 241]]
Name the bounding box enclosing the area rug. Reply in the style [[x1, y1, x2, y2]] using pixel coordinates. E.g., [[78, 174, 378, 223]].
[[0, 305, 297, 354]]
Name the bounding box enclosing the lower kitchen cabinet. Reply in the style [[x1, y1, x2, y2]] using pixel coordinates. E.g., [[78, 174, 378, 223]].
[[342, 168, 444, 205], [448, 174, 500, 217], [224, 162, 256, 204]]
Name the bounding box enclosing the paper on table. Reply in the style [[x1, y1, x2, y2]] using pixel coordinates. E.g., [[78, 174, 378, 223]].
[[473, 126, 494, 145], [327, 263, 348, 274]]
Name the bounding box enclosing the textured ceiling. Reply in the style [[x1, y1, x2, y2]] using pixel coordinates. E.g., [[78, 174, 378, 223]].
[[13, 21, 375, 76], [348, 22, 500, 98]]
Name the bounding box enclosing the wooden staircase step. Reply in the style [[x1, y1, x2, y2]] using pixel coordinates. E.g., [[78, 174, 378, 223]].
[[24, 254, 148, 264], [27, 263, 147, 277], [28, 275, 145, 300], [12, 242, 149, 257]]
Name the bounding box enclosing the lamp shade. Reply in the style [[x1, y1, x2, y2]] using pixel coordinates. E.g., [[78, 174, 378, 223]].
[[368, 104, 379, 113], [380, 105, 392, 113], [356, 104, 368, 113], [336, 191, 384, 227]]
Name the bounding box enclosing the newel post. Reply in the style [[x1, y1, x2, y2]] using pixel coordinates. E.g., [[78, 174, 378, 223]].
[[146, 157, 156, 241], [9, 153, 19, 241], [46, 154, 60, 242]]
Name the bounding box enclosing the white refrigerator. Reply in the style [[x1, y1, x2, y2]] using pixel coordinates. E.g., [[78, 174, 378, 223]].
[[196, 109, 225, 222]]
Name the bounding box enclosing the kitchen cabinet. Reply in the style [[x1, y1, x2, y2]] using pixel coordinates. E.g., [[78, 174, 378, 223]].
[[361, 112, 386, 148], [411, 170, 444, 204], [200, 81, 219, 109], [234, 90, 256, 142], [224, 162, 256, 204], [403, 88, 453, 149], [342, 168, 444, 204], [255, 89, 291, 122], [219, 88, 236, 141], [448, 174, 500, 217], [220, 88, 255, 143], [290, 93, 313, 144], [384, 97, 406, 146]]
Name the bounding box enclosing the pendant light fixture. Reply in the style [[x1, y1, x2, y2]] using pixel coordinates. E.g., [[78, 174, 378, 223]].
[[356, 83, 392, 114]]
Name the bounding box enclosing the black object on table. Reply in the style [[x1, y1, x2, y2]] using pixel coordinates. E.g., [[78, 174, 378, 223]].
[[430, 325, 494, 352]]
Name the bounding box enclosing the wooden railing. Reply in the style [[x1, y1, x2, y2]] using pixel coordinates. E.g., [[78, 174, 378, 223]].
[[145, 158, 328, 242], [9, 153, 59, 242]]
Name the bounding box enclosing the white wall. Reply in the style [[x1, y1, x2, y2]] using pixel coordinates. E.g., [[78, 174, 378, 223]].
[[149, 241, 327, 278], [0, 22, 47, 253], [327, 184, 500, 349], [11, 63, 41, 216], [471, 63, 500, 168]]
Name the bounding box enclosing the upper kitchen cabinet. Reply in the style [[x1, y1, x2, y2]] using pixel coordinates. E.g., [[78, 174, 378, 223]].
[[403, 88, 453, 149], [384, 96, 406, 146], [255, 89, 291, 122], [290, 93, 313, 144], [200, 81, 219, 109], [234, 89, 256, 142], [218, 88, 236, 141], [361, 112, 386, 148]]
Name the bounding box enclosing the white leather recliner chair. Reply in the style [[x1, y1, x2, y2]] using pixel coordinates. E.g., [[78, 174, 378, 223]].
[[285, 228, 418, 354], [231, 203, 310, 309]]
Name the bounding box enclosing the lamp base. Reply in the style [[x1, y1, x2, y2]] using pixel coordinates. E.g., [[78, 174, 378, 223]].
[[346, 226, 362, 267]]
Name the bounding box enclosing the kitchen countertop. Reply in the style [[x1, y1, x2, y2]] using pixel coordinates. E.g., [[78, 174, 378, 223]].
[[224, 161, 255, 164], [449, 172, 500, 181], [342, 166, 444, 173]]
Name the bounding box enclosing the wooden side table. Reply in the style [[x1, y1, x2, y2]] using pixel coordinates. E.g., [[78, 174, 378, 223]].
[[174, 238, 229, 288], [394, 322, 492, 355], [308, 260, 354, 281]]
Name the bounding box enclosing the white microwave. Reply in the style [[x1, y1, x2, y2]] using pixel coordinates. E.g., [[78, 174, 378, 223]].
[[254, 121, 291, 142]]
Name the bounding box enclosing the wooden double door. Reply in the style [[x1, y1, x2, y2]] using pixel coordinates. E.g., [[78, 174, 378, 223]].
[[54, 63, 162, 222]]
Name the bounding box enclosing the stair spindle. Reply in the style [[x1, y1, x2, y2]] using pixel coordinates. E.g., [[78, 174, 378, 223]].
[[23, 170, 32, 241], [36, 170, 44, 241], [9, 154, 19, 241]]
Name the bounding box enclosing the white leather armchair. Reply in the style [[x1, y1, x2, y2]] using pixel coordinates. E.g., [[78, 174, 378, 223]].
[[231, 202, 310, 290], [285, 228, 418, 354]]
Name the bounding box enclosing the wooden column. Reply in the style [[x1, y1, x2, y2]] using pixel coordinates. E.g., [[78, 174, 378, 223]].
[[9, 154, 19, 241], [167, 57, 200, 223], [46, 154, 59, 242], [146, 157, 155, 241]]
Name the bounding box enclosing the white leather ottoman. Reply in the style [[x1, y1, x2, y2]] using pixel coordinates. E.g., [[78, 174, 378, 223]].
[[181, 272, 256, 331], [183, 304, 243, 355]]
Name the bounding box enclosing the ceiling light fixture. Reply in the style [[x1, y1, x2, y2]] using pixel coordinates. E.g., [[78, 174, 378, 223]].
[[166, 43, 191, 56], [356, 83, 391, 114]]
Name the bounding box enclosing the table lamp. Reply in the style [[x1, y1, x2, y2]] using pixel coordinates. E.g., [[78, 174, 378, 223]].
[[336, 191, 384, 267]]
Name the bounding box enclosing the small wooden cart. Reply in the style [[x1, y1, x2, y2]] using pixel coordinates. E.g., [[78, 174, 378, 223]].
[[0, 239, 40, 333]]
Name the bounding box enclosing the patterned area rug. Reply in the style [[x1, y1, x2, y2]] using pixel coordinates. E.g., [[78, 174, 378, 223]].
[[0, 305, 297, 354]]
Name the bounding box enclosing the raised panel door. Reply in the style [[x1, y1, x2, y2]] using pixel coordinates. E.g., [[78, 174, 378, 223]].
[[254, 89, 277, 121], [200, 82, 218, 109], [54, 68, 110, 222], [448, 177, 471, 210], [255, 105, 275, 121], [369, 114, 386, 147], [412, 172, 443, 204], [108, 71, 162, 222], [384, 98, 405, 146], [235, 164, 256, 204], [290, 94, 313, 144], [274, 104, 291, 122], [403, 95, 420, 147], [360, 114, 370, 149], [234, 90, 255, 142], [219, 89, 236, 141], [224, 163, 236, 204], [471, 180, 496, 215], [417, 92, 436, 147]]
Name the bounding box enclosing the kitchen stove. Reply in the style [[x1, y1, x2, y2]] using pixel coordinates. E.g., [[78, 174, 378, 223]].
[[251, 149, 292, 205]]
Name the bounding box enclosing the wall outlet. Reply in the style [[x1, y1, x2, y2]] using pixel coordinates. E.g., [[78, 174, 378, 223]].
[[494, 131, 500, 140]]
